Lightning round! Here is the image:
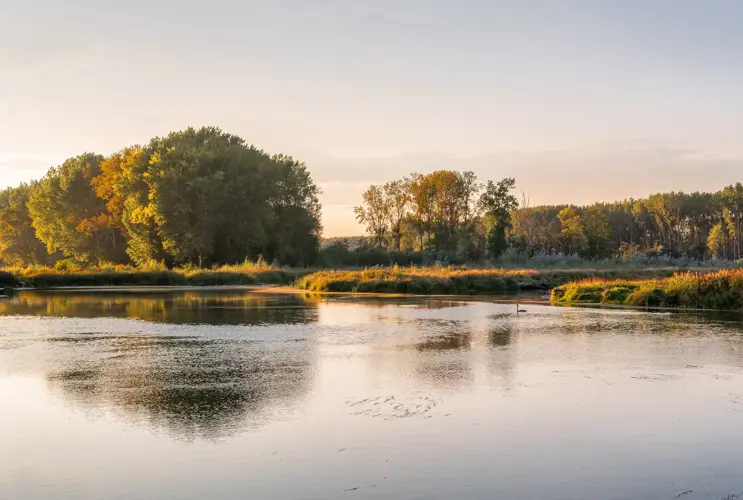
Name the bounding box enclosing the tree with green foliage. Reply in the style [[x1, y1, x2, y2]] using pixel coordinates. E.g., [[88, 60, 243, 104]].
[[0, 183, 53, 266], [583, 205, 612, 258], [557, 206, 585, 255], [354, 185, 389, 248], [479, 177, 518, 258], [708, 223, 725, 259], [94, 146, 167, 266], [720, 183, 743, 260], [722, 207, 738, 260], [92, 128, 322, 267], [384, 179, 411, 252], [264, 155, 322, 266], [408, 173, 438, 250], [27, 153, 128, 264]]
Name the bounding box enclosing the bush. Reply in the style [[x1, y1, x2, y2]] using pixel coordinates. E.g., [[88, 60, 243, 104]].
[[0, 262, 307, 288], [54, 259, 83, 272], [552, 269, 743, 310]]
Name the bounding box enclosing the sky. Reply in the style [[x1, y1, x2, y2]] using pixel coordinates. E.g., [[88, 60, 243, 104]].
[[2, 0, 743, 236]]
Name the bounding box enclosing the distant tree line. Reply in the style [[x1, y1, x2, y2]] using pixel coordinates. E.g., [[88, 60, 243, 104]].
[[353, 171, 517, 261], [353, 171, 743, 262], [0, 127, 322, 268], [511, 184, 743, 260]]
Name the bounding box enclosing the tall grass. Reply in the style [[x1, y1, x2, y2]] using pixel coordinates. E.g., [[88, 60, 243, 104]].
[[1, 259, 308, 288], [551, 269, 743, 310], [4, 260, 737, 300], [296, 267, 534, 294], [295, 266, 711, 295]]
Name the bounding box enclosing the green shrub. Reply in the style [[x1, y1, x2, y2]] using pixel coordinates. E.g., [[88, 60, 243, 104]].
[[553, 270, 743, 310]]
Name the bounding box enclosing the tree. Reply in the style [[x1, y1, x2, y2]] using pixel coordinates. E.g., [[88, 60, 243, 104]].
[[557, 206, 585, 255], [93, 127, 323, 267], [431, 170, 464, 251], [723, 206, 738, 260], [0, 183, 53, 266], [708, 223, 725, 259], [264, 155, 322, 266], [27, 153, 128, 264], [354, 185, 389, 248], [384, 179, 411, 252], [479, 178, 518, 258], [456, 171, 482, 256], [583, 205, 612, 258], [409, 173, 437, 250], [95, 146, 170, 266], [479, 178, 518, 224], [720, 183, 743, 260]]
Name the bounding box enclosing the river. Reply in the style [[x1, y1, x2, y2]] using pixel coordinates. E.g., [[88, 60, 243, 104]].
[[1, 289, 743, 500]]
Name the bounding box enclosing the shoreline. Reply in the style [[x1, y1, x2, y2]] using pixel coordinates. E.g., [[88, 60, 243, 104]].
[[7, 266, 743, 312], [13, 284, 743, 314]]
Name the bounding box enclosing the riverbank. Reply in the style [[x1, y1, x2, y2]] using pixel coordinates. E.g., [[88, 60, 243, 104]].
[[294, 267, 718, 295], [551, 269, 743, 310], [0, 266, 307, 289], [2, 265, 733, 297]]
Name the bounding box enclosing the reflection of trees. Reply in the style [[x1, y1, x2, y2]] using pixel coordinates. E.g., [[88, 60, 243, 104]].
[[414, 321, 472, 351], [360, 319, 475, 391], [412, 322, 474, 388], [488, 323, 512, 347], [0, 290, 318, 325], [484, 319, 516, 390], [46, 335, 316, 441]]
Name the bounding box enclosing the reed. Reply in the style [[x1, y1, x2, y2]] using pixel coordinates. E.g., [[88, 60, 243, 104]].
[[295, 266, 707, 295], [551, 269, 743, 310]]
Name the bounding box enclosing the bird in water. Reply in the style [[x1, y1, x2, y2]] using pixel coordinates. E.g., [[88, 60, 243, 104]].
[[516, 303, 527, 314]]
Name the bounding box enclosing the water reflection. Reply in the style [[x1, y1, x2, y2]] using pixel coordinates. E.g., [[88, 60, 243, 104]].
[[6, 292, 743, 498], [44, 334, 316, 441], [0, 290, 319, 325], [488, 324, 512, 347], [414, 322, 472, 351], [0, 290, 323, 440]]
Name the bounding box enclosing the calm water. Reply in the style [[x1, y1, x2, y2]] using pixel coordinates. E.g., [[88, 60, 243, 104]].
[[2, 290, 743, 500]]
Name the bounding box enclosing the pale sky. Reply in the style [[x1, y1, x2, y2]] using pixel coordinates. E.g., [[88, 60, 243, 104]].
[[2, 0, 743, 236]]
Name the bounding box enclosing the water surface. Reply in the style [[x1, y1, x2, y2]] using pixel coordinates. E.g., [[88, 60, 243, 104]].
[[2, 290, 743, 500]]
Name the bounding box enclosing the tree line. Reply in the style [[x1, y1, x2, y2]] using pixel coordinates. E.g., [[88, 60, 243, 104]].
[[0, 127, 322, 268], [353, 170, 517, 260], [354, 171, 743, 262], [511, 184, 743, 260]]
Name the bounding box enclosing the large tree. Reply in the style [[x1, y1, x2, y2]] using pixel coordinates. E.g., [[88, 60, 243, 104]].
[[0, 183, 53, 266], [94, 146, 166, 266], [93, 127, 322, 267], [27, 153, 128, 264], [264, 155, 322, 266], [479, 177, 518, 258]]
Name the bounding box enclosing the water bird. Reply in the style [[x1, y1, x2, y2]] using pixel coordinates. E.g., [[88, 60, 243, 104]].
[[516, 304, 527, 314]]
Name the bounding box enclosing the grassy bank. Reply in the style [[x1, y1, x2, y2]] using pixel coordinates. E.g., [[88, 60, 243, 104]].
[[4, 263, 734, 298], [551, 269, 743, 310], [295, 267, 716, 295], [1, 263, 307, 289]]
